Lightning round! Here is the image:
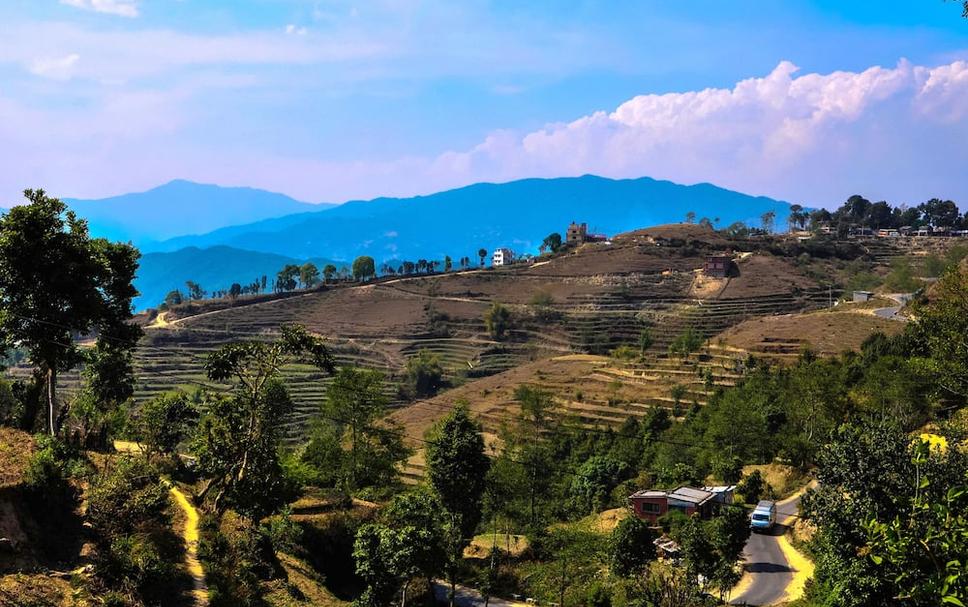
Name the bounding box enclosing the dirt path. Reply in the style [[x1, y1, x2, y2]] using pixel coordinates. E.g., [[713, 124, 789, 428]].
[[112, 441, 208, 605], [167, 481, 208, 606]]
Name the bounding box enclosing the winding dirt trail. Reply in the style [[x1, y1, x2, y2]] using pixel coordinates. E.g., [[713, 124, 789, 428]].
[[112, 441, 208, 605], [167, 481, 208, 606]]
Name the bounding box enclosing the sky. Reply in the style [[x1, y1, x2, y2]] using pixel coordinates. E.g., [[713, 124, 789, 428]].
[[0, 0, 966, 209]]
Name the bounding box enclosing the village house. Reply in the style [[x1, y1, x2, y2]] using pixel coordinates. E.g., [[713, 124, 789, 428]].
[[702, 254, 734, 278], [566, 221, 608, 246], [628, 486, 733, 525], [491, 248, 514, 267]]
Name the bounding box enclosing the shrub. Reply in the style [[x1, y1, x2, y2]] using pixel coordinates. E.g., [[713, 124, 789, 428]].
[[736, 470, 766, 504], [610, 516, 657, 577], [403, 349, 444, 398], [610, 345, 639, 361], [484, 302, 511, 340]]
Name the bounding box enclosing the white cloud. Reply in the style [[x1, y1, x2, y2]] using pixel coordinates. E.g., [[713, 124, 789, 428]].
[[60, 0, 139, 18], [285, 24, 308, 36], [28, 53, 80, 80]]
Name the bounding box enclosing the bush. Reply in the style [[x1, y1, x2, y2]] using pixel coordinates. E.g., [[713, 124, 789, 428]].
[[403, 349, 444, 398], [736, 470, 766, 504], [610, 345, 639, 361], [610, 516, 657, 577], [484, 302, 512, 340]]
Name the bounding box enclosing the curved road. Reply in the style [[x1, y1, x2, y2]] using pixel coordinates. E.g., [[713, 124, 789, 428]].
[[730, 490, 812, 606]]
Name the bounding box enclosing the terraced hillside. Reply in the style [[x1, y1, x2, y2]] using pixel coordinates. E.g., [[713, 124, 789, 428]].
[[10, 224, 869, 445]]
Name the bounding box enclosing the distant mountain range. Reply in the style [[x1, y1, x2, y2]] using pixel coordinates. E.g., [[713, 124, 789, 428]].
[[67, 179, 332, 244], [65, 175, 793, 311], [136, 246, 342, 311], [146, 175, 792, 260]]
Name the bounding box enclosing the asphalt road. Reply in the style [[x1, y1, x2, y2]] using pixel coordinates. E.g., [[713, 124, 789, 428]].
[[730, 494, 803, 606]]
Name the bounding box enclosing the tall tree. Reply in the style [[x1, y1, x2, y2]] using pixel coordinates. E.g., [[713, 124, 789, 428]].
[[478, 248, 487, 267], [353, 255, 376, 282], [760, 210, 776, 233], [541, 232, 563, 254], [426, 405, 491, 606], [185, 280, 205, 301], [323, 263, 337, 283], [299, 262, 320, 288], [276, 264, 299, 291], [194, 324, 333, 516], [0, 189, 141, 435], [322, 366, 395, 489]]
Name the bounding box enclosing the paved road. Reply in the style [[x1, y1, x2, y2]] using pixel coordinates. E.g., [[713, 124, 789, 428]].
[[433, 582, 528, 607], [873, 292, 915, 322], [730, 492, 805, 606]]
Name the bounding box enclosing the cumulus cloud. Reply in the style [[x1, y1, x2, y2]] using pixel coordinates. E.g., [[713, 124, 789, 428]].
[[394, 59, 968, 207], [28, 53, 81, 80], [60, 0, 139, 18], [285, 24, 308, 36]]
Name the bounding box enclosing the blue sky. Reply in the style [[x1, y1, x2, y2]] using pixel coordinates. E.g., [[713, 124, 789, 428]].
[[0, 1, 965, 208]]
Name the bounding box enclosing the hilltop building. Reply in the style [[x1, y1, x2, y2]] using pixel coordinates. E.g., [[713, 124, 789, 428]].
[[492, 248, 514, 267], [566, 222, 608, 245]]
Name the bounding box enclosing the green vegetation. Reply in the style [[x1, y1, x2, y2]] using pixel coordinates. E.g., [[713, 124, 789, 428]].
[[352, 255, 376, 281], [484, 301, 512, 340], [402, 349, 444, 398]]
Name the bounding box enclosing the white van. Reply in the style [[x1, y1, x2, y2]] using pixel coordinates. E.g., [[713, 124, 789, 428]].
[[750, 500, 777, 532]]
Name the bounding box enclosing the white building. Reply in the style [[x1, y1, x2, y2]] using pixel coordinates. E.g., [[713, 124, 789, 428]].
[[492, 248, 514, 267]]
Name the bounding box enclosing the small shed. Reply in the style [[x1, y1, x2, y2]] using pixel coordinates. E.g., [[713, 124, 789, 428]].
[[853, 291, 874, 303]]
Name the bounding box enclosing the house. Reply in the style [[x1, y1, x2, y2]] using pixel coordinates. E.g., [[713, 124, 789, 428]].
[[877, 228, 900, 238], [703, 255, 733, 278], [492, 248, 514, 267], [566, 222, 609, 245], [567, 222, 588, 245], [702, 485, 736, 505], [853, 291, 874, 303], [628, 486, 718, 524]]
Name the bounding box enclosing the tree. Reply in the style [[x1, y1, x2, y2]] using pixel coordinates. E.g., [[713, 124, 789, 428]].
[[444, 255, 453, 272], [276, 264, 299, 291], [478, 248, 488, 267], [611, 516, 657, 577], [426, 405, 491, 606], [228, 283, 243, 299], [541, 232, 563, 254], [865, 441, 968, 606], [569, 455, 628, 514], [321, 366, 405, 489], [638, 327, 654, 356], [403, 349, 444, 398], [484, 302, 511, 340], [354, 491, 446, 607], [193, 324, 334, 516], [135, 392, 199, 459], [736, 470, 766, 504], [185, 280, 205, 301], [353, 255, 376, 282], [323, 264, 337, 283], [164, 289, 184, 307], [685, 211, 696, 224], [0, 189, 141, 435], [299, 262, 320, 288], [760, 210, 776, 233], [788, 204, 805, 231]]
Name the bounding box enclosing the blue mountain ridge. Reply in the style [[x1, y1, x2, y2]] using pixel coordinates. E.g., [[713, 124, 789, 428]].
[[66, 179, 333, 244], [147, 175, 792, 263]]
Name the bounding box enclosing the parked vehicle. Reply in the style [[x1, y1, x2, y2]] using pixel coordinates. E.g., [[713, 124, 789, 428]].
[[750, 500, 777, 532]]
